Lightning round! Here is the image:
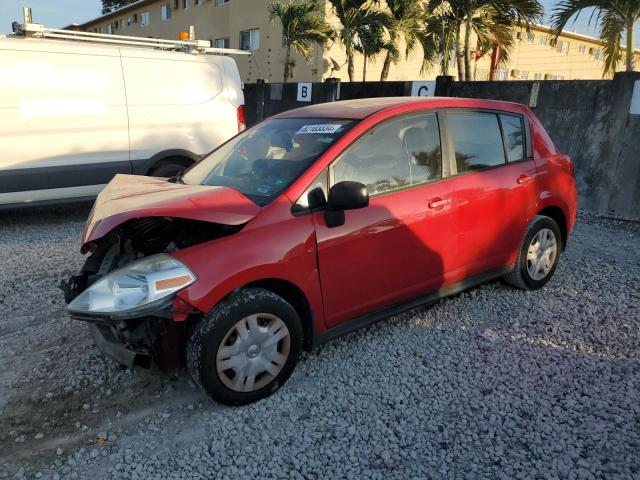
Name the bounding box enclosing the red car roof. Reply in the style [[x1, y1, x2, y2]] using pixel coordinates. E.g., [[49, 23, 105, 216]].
[[273, 97, 528, 120]]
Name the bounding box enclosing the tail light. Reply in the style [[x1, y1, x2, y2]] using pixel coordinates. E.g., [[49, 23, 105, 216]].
[[237, 105, 246, 132]]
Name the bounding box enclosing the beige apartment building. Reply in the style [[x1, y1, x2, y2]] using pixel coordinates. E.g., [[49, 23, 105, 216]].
[[72, 0, 639, 83]]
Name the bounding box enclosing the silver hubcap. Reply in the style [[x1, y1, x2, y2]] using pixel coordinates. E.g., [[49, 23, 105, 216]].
[[216, 313, 291, 393], [526, 228, 557, 281]]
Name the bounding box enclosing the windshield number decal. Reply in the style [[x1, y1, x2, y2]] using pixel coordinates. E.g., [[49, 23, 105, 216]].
[[296, 124, 342, 135]]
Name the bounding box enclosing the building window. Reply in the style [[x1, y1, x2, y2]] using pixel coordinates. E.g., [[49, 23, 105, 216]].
[[215, 0, 230, 5], [215, 37, 230, 48], [495, 68, 508, 80], [520, 71, 529, 80], [240, 28, 260, 51], [594, 50, 603, 60], [139, 11, 150, 27], [539, 36, 548, 46], [106, 23, 113, 34], [578, 44, 586, 54], [527, 32, 535, 43], [127, 16, 132, 26], [195, 0, 204, 5], [533, 73, 542, 80], [174, 0, 179, 8], [555, 40, 564, 53], [183, 0, 189, 8], [160, 4, 172, 21]]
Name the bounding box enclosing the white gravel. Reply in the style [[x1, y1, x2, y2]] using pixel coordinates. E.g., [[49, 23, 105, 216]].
[[0, 205, 639, 479]]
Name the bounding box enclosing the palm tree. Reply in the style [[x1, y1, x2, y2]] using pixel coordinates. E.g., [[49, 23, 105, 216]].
[[327, 0, 391, 81], [380, 0, 428, 81], [431, 0, 543, 80], [269, 1, 334, 82], [423, 4, 463, 77], [354, 17, 398, 80], [551, 0, 640, 75], [470, 8, 514, 79]]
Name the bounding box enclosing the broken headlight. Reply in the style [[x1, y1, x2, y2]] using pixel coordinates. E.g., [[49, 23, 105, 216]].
[[67, 254, 196, 316]]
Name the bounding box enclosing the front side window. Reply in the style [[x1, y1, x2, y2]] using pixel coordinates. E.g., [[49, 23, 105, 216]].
[[500, 114, 525, 162], [447, 112, 505, 173], [240, 29, 260, 51], [182, 118, 355, 205], [332, 112, 442, 196]]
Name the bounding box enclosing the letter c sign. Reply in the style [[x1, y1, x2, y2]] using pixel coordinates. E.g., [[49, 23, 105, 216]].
[[410, 81, 436, 97]]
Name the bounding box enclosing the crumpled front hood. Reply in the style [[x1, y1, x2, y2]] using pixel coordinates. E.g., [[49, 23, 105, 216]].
[[82, 174, 261, 248]]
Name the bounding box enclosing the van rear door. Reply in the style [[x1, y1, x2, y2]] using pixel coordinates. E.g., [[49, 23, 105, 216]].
[[0, 41, 130, 205]]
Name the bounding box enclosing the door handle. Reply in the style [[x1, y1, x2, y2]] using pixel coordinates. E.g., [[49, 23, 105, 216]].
[[517, 174, 532, 185], [428, 197, 451, 209]]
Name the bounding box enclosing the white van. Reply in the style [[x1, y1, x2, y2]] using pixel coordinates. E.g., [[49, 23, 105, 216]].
[[0, 33, 245, 207]]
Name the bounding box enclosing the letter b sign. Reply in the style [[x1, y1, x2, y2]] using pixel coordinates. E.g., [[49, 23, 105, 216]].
[[297, 83, 312, 102]]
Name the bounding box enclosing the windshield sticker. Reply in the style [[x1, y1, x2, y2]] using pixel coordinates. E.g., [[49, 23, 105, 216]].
[[317, 136, 335, 143], [257, 185, 272, 194], [296, 124, 342, 135]]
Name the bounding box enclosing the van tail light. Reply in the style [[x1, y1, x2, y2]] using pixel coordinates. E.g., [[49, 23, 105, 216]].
[[237, 105, 246, 132]]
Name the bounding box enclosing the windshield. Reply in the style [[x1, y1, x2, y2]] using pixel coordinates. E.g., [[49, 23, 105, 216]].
[[182, 118, 356, 205]]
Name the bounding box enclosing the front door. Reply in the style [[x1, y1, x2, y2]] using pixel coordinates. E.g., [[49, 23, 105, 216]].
[[312, 111, 456, 328]]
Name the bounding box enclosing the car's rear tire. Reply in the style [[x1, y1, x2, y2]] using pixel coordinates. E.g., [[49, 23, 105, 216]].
[[187, 288, 303, 405], [504, 215, 562, 290]]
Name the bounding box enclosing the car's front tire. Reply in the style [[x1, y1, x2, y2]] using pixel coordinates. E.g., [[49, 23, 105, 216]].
[[504, 215, 562, 290], [187, 288, 303, 405]]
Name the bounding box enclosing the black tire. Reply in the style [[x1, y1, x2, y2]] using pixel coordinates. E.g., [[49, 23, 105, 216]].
[[187, 288, 303, 405], [148, 159, 189, 178], [504, 215, 562, 290]]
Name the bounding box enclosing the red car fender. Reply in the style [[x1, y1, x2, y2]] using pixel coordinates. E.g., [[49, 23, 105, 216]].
[[171, 196, 328, 335]]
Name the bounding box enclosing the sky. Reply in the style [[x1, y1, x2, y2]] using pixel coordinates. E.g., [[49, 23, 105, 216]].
[[0, 0, 636, 47]]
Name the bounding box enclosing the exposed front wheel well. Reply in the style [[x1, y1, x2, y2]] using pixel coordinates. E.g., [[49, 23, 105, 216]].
[[537, 206, 567, 250], [243, 279, 315, 352]]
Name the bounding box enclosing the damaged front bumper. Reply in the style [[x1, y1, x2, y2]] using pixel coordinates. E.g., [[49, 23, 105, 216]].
[[66, 295, 195, 371], [89, 323, 152, 369]]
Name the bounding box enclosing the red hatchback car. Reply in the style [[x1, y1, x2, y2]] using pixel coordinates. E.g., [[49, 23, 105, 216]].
[[63, 97, 577, 405]]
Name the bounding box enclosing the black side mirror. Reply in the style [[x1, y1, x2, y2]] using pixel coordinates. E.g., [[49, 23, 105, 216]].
[[324, 181, 369, 228], [327, 181, 369, 211]]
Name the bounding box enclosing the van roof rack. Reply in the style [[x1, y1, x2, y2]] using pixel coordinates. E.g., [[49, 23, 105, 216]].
[[12, 6, 251, 56]]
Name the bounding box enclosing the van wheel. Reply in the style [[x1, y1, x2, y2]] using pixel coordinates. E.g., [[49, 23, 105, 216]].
[[148, 159, 190, 178], [504, 215, 562, 290], [187, 288, 303, 405]]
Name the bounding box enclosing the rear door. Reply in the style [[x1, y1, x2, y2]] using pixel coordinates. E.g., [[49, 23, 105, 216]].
[[310, 111, 457, 328], [0, 45, 130, 205], [442, 110, 538, 279]]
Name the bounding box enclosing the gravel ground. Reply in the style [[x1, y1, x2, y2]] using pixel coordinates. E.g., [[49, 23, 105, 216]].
[[0, 205, 638, 480]]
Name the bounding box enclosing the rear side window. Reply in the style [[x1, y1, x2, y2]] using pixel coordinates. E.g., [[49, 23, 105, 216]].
[[447, 112, 505, 173], [500, 114, 525, 162]]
